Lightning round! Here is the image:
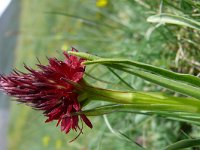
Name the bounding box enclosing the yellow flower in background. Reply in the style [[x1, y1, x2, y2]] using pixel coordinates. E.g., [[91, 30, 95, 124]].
[[55, 139, 63, 150], [96, 0, 108, 7], [42, 136, 50, 147]]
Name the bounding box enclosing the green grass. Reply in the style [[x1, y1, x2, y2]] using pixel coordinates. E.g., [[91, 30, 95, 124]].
[[9, 0, 200, 150]]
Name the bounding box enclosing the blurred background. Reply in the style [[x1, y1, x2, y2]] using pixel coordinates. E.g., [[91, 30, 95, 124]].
[[0, 0, 200, 150]]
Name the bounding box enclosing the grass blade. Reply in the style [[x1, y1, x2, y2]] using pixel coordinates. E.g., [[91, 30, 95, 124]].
[[103, 115, 145, 150], [147, 13, 200, 31], [107, 67, 135, 90], [164, 139, 200, 150], [45, 11, 116, 29]]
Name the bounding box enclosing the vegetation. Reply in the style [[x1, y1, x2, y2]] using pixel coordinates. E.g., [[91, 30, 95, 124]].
[[9, 0, 200, 149]]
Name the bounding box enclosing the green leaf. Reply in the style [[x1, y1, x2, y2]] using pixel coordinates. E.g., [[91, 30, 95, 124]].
[[76, 104, 200, 125], [110, 64, 200, 99], [84, 58, 200, 88], [147, 13, 200, 31], [85, 61, 200, 99], [164, 139, 200, 150]]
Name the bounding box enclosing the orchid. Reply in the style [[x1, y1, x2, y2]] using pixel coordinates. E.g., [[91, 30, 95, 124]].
[[1, 48, 200, 146]]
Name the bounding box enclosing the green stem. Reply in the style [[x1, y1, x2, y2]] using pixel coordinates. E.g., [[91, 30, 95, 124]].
[[68, 51, 100, 60], [80, 81, 200, 113]]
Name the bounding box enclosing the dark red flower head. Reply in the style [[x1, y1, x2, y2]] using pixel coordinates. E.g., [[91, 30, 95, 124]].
[[0, 49, 92, 139]]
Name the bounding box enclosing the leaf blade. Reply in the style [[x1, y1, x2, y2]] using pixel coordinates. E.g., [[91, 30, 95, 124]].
[[147, 13, 200, 31]]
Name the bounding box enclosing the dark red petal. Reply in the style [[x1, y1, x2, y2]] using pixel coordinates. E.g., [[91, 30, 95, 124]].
[[61, 117, 71, 132], [56, 118, 62, 126], [71, 115, 79, 129], [73, 99, 80, 111], [81, 114, 93, 128], [72, 72, 84, 82]]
